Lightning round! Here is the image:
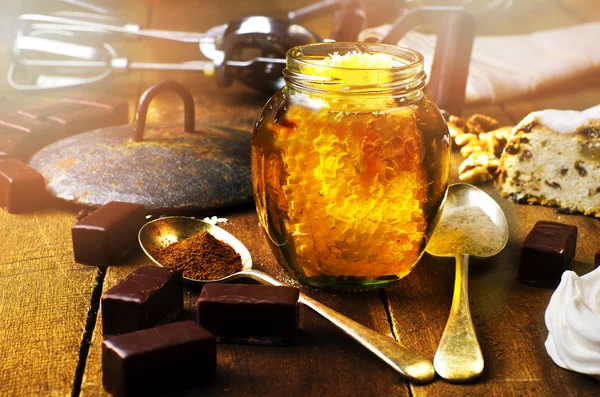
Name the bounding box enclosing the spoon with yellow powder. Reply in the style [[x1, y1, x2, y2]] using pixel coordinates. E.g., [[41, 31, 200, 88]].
[[426, 183, 508, 382]]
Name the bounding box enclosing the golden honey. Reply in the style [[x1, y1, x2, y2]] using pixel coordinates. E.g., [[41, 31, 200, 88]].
[[252, 43, 450, 290]]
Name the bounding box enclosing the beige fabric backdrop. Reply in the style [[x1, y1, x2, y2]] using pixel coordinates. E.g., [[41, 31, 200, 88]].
[[359, 22, 600, 105]]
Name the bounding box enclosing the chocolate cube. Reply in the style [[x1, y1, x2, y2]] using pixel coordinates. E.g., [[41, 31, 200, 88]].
[[0, 158, 47, 213], [519, 221, 577, 288], [0, 115, 64, 159], [59, 96, 129, 120], [71, 201, 145, 265], [46, 106, 123, 133], [197, 283, 299, 345], [17, 101, 86, 119], [0, 134, 22, 158], [101, 265, 183, 336], [102, 321, 216, 396], [1, 95, 128, 160]]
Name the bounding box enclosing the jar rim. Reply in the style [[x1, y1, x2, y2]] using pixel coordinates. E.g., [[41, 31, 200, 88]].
[[286, 42, 424, 72], [283, 42, 426, 97]]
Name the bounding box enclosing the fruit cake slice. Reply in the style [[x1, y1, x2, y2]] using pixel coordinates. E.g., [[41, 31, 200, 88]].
[[496, 105, 600, 216]]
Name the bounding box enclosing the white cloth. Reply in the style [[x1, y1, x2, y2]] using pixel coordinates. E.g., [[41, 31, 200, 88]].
[[359, 23, 600, 105]]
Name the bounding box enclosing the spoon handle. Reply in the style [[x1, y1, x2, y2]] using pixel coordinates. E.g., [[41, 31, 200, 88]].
[[433, 253, 484, 382], [238, 269, 435, 384]]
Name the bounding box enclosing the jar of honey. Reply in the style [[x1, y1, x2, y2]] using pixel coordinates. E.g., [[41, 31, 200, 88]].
[[252, 42, 450, 290]]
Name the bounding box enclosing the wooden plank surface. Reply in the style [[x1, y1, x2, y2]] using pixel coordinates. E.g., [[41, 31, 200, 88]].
[[384, 2, 600, 394], [387, 86, 600, 397], [1, 0, 600, 395], [0, 2, 149, 396], [80, 213, 407, 397], [388, 165, 600, 396], [0, 209, 100, 396], [81, 1, 407, 396], [386, 95, 600, 397]]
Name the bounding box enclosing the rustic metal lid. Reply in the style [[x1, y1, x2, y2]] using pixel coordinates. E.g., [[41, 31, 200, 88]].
[[29, 80, 253, 213]]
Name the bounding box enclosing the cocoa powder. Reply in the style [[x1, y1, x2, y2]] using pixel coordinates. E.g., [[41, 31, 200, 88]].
[[153, 231, 242, 280]]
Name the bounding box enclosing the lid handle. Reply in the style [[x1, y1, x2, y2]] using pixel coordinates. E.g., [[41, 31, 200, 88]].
[[133, 80, 195, 142]]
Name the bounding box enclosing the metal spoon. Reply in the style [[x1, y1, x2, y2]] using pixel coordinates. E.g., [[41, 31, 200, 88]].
[[139, 216, 435, 384], [13, 15, 321, 92], [426, 183, 508, 382]]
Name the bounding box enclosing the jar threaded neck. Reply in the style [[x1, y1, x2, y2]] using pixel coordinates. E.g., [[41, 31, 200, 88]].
[[283, 42, 426, 99]]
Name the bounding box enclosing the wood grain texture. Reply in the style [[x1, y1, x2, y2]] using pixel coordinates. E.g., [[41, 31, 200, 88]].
[[0, 209, 99, 396], [80, 213, 408, 397], [387, 179, 600, 397], [388, 4, 600, 388], [387, 94, 600, 395], [2, 0, 600, 395], [387, 3, 600, 391], [70, 4, 410, 394]]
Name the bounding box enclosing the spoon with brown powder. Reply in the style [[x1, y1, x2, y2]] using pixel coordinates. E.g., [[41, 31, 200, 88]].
[[426, 183, 508, 382], [139, 216, 435, 384]]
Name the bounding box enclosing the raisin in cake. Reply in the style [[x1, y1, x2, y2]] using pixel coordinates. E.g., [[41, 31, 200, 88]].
[[496, 105, 600, 216]]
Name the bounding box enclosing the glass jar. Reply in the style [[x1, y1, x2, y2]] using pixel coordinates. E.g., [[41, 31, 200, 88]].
[[252, 42, 450, 290]]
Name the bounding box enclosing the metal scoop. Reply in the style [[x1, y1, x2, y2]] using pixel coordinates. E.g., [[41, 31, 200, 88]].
[[139, 216, 435, 384], [18, 13, 217, 43], [11, 13, 320, 91], [9, 31, 286, 90], [426, 183, 508, 382]]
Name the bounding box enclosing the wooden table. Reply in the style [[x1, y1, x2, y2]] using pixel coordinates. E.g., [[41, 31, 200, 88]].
[[1, 0, 600, 395]]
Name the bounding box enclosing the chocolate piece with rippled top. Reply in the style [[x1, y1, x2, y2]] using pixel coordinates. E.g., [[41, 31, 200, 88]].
[[0, 95, 127, 160], [102, 321, 215, 396], [71, 201, 146, 266], [519, 221, 577, 288], [197, 283, 299, 345], [101, 265, 182, 336], [0, 158, 47, 213]]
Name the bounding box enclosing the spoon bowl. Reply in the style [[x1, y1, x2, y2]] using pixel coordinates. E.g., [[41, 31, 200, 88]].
[[138, 216, 436, 383], [139, 216, 252, 283], [429, 183, 509, 258]]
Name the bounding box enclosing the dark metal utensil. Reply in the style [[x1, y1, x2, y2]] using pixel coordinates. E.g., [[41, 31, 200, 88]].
[[209, 16, 321, 92], [12, 13, 320, 92], [29, 80, 253, 213]]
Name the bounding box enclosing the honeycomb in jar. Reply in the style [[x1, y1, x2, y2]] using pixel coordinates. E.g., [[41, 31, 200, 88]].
[[270, 104, 428, 279]]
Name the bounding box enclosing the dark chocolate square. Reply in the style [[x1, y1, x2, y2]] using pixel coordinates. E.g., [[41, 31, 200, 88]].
[[102, 321, 216, 397], [197, 283, 299, 345], [101, 265, 183, 336], [519, 221, 577, 288], [71, 201, 146, 266], [47, 106, 122, 133], [0, 134, 21, 158], [17, 101, 86, 120], [0, 114, 64, 135], [54, 96, 128, 131], [1, 95, 128, 160], [0, 115, 64, 159], [60, 96, 129, 121], [0, 158, 47, 213]]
